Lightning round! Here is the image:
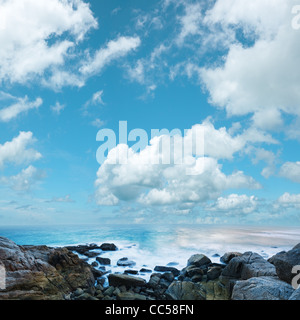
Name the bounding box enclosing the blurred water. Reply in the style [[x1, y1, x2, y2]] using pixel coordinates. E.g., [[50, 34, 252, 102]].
[[1, 224, 299, 285]]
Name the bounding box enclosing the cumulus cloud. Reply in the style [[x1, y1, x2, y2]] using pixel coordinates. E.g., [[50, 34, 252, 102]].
[[200, 0, 300, 130], [0, 0, 98, 84], [277, 192, 300, 209], [208, 194, 258, 215], [95, 120, 262, 207], [0, 165, 46, 191], [0, 132, 42, 169], [0, 96, 42, 122], [279, 162, 300, 183]]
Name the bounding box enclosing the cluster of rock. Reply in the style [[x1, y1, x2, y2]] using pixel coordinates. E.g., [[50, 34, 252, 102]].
[[1, 236, 300, 300]]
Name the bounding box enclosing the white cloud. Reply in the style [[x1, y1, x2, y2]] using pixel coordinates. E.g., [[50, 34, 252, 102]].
[[176, 2, 202, 45], [0, 0, 97, 84], [0, 132, 42, 169], [0, 96, 42, 122], [91, 118, 105, 128], [46, 195, 74, 203], [279, 162, 300, 183], [85, 90, 105, 107], [51, 102, 65, 115], [200, 0, 300, 130], [95, 120, 262, 207], [80, 36, 141, 76], [0, 165, 46, 191], [208, 194, 258, 215], [277, 192, 300, 209]]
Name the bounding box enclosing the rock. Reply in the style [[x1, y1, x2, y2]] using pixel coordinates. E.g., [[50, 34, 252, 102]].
[[147, 274, 161, 288], [124, 270, 139, 275], [64, 244, 101, 255], [221, 252, 276, 281], [116, 292, 146, 300], [232, 276, 294, 300], [91, 261, 98, 267], [187, 254, 211, 267], [161, 272, 175, 282], [159, 278, 171, 288], [207, 266, 222, 281], [103, 286, 115, 296], [76, 293, 96, 300], [100, 243, 118, 251], [201, 280, 231, 300], [181, 266, 204, 278], [73, 288, 84, 296], [91, 267, 105, 278], [268, 243, 300, 284], [165, 281, 206, 300], [96, 257, 111, 265], [154, 266, 180, 276], [167, 262, 179, 266], [108, 274, 146, 288], [117, 258, 136, 267], [0, 237, 95, 300], [220, 252, 242, 264], [83, 251, 99, 258], [140, 268, 152, 273], [289, 287, 300, 300]]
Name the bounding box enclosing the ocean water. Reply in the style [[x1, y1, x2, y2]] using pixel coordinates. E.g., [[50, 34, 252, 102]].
[[1, 224, 300, 285]]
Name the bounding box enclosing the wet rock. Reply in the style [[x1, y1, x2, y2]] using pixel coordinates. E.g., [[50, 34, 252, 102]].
[[124, 270, 139, 275], [232, 276, 294, 300], [154, 266, 180, 276], [96, 257, 111, 265], [117, 257, 136, 267], [108, 274, 146, 288], [91, 261, 98, 267], [140, 268, 152, 273], [187, 254, 211, 267], [165, 281, 206, 300], [64, 244, 101, 255], [167, 262, 179, 266], [83, 251, 99, 258], [99, 243, 118, 251]]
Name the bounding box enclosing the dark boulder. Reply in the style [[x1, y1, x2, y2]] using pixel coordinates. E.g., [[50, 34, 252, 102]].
[[268, 243, 300, 284]]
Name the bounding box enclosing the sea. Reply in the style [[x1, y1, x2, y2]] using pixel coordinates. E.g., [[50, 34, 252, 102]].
[[1, 224, 299, 286]]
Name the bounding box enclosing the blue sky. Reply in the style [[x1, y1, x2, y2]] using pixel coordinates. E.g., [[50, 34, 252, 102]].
[[0, 0, 300, 226]]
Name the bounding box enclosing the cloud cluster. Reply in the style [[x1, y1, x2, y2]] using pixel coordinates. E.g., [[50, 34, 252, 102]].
[[0, 165, 46, 191], [95, 120, 264, 207], [200, 0, 300, 130], [0, 0, 97, 84], [0, 132, 42, 168], [207, 194, 258, 215]]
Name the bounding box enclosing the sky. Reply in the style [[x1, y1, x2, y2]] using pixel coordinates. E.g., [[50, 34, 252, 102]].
[[0, 0, 300, 226]]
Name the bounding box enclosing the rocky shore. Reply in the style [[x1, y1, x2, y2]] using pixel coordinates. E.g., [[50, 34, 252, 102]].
[[0, 236, 300, 300]]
